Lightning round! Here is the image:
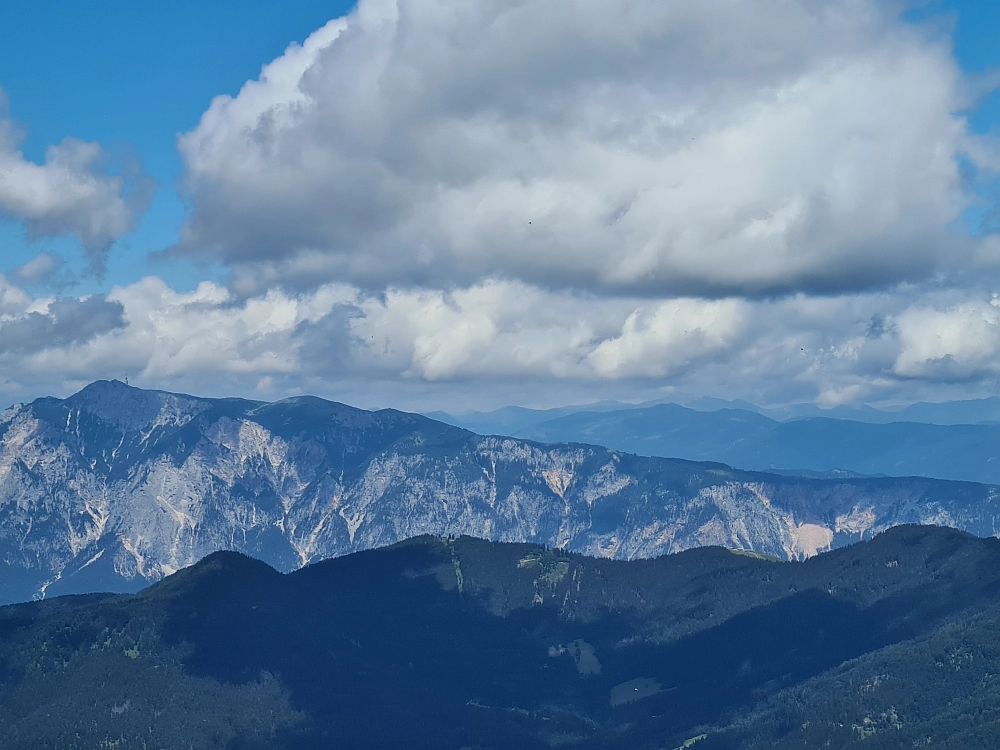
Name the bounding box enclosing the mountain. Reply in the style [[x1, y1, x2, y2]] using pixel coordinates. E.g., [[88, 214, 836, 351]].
[[426, 400, 642, 436], [515, 402, 1000, 484], [4, 381, 1000, 605], [432, 396, 1000, 437], [887, 395, 1000, 424], [4, 526, 1000, 748], [749, 396, 1000, 424], [687, 396, 897, 423]]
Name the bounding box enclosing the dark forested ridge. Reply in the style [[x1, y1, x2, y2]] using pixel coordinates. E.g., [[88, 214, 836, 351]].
[[3, 525, 1000, 748]]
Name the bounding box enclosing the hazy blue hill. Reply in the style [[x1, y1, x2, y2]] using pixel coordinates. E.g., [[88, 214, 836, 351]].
[[688, 397, 897, 423], [515, 403, 1000, 484], [688, 396, 1000, 425], [427, 398, 926, 436], [885, 396, 1000, 425], [5, 526, 1000, 748], [426, 400, 640, 436], [431, 396, 1000, 439], [520, 403, 777, 458]]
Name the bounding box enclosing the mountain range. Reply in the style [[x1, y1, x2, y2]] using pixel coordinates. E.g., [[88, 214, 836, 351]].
[[3, 381, 1000, 605], [4, 525, 1000, 749], [435, 402, 1000, 484], [431, 395, 1000, 433]]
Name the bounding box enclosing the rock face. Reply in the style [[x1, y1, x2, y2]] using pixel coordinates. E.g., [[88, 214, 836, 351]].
[[1, 380, 999, 604]]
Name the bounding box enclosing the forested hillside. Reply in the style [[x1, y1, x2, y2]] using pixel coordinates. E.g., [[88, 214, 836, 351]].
[[3, 525, 1000, 748]]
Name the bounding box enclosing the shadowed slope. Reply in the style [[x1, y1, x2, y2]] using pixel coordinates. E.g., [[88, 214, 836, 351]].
[[3, 526, 1000, 748]]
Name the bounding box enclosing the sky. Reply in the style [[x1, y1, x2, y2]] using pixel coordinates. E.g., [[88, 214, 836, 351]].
[[1, 0, 1000, 412]]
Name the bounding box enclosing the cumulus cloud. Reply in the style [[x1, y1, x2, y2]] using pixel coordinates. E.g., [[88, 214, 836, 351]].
[[0, 294, 125, 354], [0, 93, 154, 274], [0, 275, 31, 315], [342, 284, 750, 382], [12, 252, 68, 287], [175, 0, 983, 296], [0, 276, 756, 394], [588, 300, 747, 378], [102, 278, 350, 378], [4, 269, 1000, 410], [347, 282, 610, 379], [891, 298, 1000, 380]]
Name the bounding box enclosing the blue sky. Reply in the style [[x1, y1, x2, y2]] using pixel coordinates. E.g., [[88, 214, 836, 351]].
[[917, 2, 1000, 128], [1, 0, 1000, 411], [0, 0, 352, 292]]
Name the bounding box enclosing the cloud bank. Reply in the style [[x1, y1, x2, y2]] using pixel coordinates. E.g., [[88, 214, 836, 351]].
[[178, 0, 978, 297], [0, 273, 996, 412]]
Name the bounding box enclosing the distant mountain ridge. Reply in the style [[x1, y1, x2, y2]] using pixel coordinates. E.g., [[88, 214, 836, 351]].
[[691, 395, 1000, 424], [464, 402, 1000, 484], [433, 395, 1000, 435], [423, 399, 642, 436], [3, 381, 1000, 604]]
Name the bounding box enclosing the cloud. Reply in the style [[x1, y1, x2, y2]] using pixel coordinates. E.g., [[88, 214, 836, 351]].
[[891, 298, 1000, 380], [11, 252, 68, 287], [6, 272, 1000, 410], [587, 299, 747, 378], [175, 0, 982, 297], [0, 295, 125, 354], [0, 277, 759, 394], [0, 92, 154, 274], [0, 275, 31, 316], [346, 282, 609, 379], [103, 277, 340, 378], [0, 277, 354, 388], [343, 284, 749, 382]]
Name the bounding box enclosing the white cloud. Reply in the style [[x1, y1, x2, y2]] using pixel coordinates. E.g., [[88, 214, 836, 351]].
[[587, 299, 747, 378], [102, 277, 353, 379], [349, 282, 607, 379], [0, 275, 31, 315], [12, 252, 67, 286], [0, 277, 760, 396], [0, 295, 125, 354], [176, 0, 982, 296], [5, 274, 1000, 410], [0, 93, 153, 273], [892, 298, 1000, 380], [347, 285, 750, 382]]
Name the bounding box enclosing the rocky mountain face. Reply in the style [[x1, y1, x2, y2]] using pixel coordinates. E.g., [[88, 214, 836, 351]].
[[2, 380, 1000, 604]]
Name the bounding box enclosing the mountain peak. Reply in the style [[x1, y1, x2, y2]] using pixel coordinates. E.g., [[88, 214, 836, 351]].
[[143, 550, 281, 601], [60, 380, 208, 431], [77, 378, 134, 394]]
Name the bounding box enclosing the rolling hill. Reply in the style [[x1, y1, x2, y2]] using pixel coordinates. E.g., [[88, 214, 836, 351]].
[[2, 525, 1000, 748]]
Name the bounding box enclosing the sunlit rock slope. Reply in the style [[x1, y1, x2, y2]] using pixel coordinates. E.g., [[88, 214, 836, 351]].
[[1, 380, 998, 603]]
